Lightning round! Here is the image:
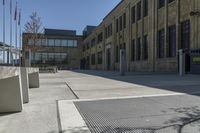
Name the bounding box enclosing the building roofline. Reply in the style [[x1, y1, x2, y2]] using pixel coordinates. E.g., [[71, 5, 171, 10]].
[[103, 0, 123, 20]]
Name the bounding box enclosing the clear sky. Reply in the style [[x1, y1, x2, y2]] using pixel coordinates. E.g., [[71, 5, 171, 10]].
[[0, 0, 121, 45]]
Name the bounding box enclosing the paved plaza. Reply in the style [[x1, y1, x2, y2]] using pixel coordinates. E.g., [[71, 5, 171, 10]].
[[0, 70, 200, 133]]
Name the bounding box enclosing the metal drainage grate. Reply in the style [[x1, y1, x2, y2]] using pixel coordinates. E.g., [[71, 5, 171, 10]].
[[74, 95, 200, 133]]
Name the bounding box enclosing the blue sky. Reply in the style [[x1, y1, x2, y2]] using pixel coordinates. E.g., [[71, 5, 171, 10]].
[[0, 0, 121, 45]]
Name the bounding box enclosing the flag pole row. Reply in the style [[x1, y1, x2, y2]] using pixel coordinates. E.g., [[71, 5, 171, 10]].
[[2, 0, 21, 65]]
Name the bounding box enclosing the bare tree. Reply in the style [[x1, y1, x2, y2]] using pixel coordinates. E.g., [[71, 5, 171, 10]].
[[24, 12, 43, 34], [24, 12, 44, 65]]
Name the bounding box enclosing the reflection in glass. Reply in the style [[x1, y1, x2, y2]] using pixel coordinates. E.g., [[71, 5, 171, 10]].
[[55, 39, 61, 46], [48, 39, 55, 46], [68, 40, 74, 47]]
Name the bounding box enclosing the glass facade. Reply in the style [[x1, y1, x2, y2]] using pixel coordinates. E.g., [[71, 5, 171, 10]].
[[31, 52, 68, 63], [28, 38, 78, 48]]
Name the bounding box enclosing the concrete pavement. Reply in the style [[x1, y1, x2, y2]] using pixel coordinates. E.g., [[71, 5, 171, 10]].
[[58, 70, 200, 133], [62, 70, 200, 99], [1, 70, 200, 133], [0, 72, 75, 133]]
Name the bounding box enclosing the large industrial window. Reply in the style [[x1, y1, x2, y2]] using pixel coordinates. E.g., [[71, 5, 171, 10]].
[[167, 25, 176, 57], [105, 24, 112, 38], [115, 45, 119, 63], [123, 13, 126, 28], [91, 54, 96, 65], [137, 2, 141, 21], [97, 33, 103, 43], [131, 6, 136, 24], [181, 20, 190, 49], [158, 0, 165, 8], [136, 37, 141, 60], [143, 35, 148, 60], [116, 19, 119, 32], [168, 0, 175, 3], [97, 52, 103, 64], [82, 45, 85, 52], [131, 40, 135, 61], [119, 16, 123, 31], [143, 0, 148, 17], [158, 29, 165, 58], [86, 43, 90, 49], [91, 38, 96, 47]]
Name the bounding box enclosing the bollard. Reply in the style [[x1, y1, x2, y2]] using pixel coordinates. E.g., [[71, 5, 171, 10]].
[[120, 49, 125, 76], [179, 49, 185, 76]]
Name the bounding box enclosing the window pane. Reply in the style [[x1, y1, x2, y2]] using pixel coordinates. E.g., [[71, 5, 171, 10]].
[[41, 39, 47, 46], [74, 40, 78, 47], [98, 52, 103, 64], [131, 40, 135, 61], [35, 39, 42, 45], [158, 29, 165, 58], [48, 53, 54, 61], [61, 40, 68, 47], [68, 40, 74, 47], [143, 35, 148, 60], [28, 39, 34, 45], [48, 39, 55, 46], [55, 39, 61, 46]]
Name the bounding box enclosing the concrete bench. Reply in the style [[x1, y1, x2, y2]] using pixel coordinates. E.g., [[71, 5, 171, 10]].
[[0, 67, 23, 113], [20, 67, 29, 104], [39, 66, 58, 73], [27, 67, 40, 88]]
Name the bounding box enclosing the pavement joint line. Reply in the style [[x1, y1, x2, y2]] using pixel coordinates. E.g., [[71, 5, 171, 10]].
[[59, 92, 187, 103], [56, 100, 62, 133], [65, 82, 79, 99]]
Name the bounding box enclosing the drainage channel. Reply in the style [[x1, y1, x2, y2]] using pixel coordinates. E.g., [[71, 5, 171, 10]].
[[65, 82, 79, 99]]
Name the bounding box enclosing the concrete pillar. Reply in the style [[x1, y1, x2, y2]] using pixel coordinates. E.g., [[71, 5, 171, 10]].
[[20, 67, 29, 103]]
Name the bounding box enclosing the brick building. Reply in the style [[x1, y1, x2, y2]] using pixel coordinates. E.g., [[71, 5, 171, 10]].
[[80, 0, 200, 73]]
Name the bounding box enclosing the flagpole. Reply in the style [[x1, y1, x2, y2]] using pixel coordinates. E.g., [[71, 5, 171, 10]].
[[19, 8, 21, 66], [10, 0, 13, 65], [3, 0, 6, 64], [15, 2, 18, 66]]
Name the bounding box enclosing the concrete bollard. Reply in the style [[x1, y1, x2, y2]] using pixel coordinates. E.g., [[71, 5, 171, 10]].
[[120, 49, 125, 76], [179, 49, 185, 76], [28, 72, 40, 88], [20, 67, 29, 103], [0, 67, 23, 113]]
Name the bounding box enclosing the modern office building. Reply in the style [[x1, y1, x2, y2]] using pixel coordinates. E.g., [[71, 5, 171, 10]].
[[22, 28, 82, 69], [80, 0, 200, 73]]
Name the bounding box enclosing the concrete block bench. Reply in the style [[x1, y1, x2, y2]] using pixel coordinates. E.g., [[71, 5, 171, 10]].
[[27, 67, 40, 88], [20, 67, 29, 103], [0, 67, 23, 113]]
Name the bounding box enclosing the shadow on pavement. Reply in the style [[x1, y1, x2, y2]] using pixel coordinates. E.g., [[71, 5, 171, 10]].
[[71, 70, 200, 97]]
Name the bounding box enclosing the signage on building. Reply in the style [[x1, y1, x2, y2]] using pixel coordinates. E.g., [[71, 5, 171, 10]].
[[190, 11, 200, 16]]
